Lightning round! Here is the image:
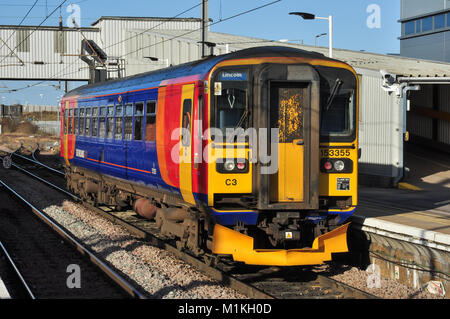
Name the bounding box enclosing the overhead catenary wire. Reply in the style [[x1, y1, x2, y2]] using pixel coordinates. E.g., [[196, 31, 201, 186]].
[[0, 0, 68, 66], [4, 0, 282, 93], [0, 0, 39, 64], [122, 0, 282, 58]]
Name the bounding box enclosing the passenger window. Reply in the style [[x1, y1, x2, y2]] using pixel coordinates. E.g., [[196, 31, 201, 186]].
[[182, 99, 191, 147], [124, 103, 133, 140], [99, 107, 106, 138], [115, 105, 123, 140], [79, 108, 85, 135], [106, 105, 114, 139], [85, 107, 91, 136], [74, 109, 79, 135], [145, 101, 156, 142], [92, 107, 98, 137], [134, 102, 144, 141]]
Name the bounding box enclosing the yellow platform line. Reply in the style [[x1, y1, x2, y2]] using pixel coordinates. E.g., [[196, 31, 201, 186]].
[[397, 182, 423, 191]]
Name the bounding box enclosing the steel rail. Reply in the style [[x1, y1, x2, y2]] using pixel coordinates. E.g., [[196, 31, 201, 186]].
[[3, 161, 377, 299], [0, 155, 79, 201], [0, 240, 36, 299], [11, 151, 65, 176], [0, 179, 147, 299]]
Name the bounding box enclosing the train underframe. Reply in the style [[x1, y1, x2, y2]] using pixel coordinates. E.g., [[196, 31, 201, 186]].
[[66, 165, 349, 266]]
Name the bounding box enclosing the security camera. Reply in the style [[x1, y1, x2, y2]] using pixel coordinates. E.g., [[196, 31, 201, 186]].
[[380, 70, 397, 84]]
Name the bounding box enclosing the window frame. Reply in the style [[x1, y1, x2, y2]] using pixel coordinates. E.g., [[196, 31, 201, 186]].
[[145, 100, 157, 142], [134, 101, 144, 141], [114, 104, 124, 140], [106, 105, 114, 139], [85, 107, 92, 137]]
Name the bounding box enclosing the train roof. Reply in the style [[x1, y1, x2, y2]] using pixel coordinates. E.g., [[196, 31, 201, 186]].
[[64, 46, 331, 100]]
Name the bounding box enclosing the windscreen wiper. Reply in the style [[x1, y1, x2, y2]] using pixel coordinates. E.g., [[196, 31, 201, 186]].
[[325, 78, 343, 111], [228, 109, 249, 142]]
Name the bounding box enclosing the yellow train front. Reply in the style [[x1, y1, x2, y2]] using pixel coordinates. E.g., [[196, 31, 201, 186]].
[[207, 47, 358, 266], [61, 46, 358, 267]]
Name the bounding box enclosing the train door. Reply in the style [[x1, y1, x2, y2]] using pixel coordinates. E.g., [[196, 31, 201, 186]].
[[270, 82, 307, 202], [62, 101, 69, 165], [179, 84, 196, 204], [62, 100, 75, 166], [256, 64, 320, 210]]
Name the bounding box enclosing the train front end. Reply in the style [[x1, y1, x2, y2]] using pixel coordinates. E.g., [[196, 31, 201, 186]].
[[206, 48, 358, 266]]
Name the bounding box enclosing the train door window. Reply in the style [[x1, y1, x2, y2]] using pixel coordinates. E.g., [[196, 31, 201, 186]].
[[74, 109, 79, 135], [85, 107, 91, 136], [115, 105, 123, 140], [99, 107, 107, 138], [197, 95, 203, 140], [92, 107, 99, 137], [79, 108, 85, 136], [145, 101, 156, 142], [181, 99, 191, 147], [64, 109, 68, 134], [134, 102, 144, 141], [68, 109, 73, 134], [124, 103, 133, 141], [106, 105, 114, 139]]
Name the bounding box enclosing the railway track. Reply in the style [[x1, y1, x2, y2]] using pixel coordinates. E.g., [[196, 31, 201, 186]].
[[0, 153, 377, 299], [0, 177, 146, 299]]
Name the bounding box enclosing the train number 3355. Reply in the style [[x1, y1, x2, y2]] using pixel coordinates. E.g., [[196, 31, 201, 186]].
[[321, 149, 351, 157]]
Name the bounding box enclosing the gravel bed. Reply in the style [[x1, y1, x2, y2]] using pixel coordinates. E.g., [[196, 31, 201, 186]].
[[1, 167, 445, 299], [44, 201, 247, 299], [313, 264, 445, 299]]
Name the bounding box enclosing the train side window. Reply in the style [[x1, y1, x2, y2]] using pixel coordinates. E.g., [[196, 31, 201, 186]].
[[64, 109, 68, 134], [124, 103, 133, 141], [182, 99, 192, 147], [134, 102, 144, 141], [85, 107, 91, 136], [99, 106, 107, 138], [115, 105, 123, 140], [92, 107, 99, 137], [106, 105, 114, 139], [79, 108, 85, 136], [145, 101, 156, 142], [74, 109, 79, 135], [68, 109, 73, 134]]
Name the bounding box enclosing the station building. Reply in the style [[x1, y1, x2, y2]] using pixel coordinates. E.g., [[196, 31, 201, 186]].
[[399, 0, 450, 62], [0, 16, 450, 187]]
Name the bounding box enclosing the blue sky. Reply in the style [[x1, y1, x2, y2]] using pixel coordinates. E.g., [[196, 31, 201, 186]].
[[0, 0, 401, 105]]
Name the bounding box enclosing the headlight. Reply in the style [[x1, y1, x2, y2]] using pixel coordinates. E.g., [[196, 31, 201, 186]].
[[224, 161, 235, 171], [334, 160, 345, 171]]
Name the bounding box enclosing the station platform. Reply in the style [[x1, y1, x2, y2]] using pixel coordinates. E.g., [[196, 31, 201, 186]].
[[348, 144, 449, 296], [353, 143, 450, 249]]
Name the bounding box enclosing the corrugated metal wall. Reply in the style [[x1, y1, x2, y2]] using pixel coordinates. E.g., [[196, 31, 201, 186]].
[[357, 68, 402, 180], [409, 84, 450, 145], [0, 27, 98, 80], [95, 18, 203, 59], [438, 85, 450, 144]]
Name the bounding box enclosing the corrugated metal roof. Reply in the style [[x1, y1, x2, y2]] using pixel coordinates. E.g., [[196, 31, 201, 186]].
[[145, 29, 450, 78]]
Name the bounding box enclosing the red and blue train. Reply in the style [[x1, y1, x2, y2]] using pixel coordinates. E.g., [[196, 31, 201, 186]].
[[61, 46, 359, 266]]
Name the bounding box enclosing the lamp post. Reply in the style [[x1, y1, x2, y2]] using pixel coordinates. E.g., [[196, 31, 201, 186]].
[[144, 56, 169, 67], [290, 12, 333, 58], [314, 33, 327, 47]]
